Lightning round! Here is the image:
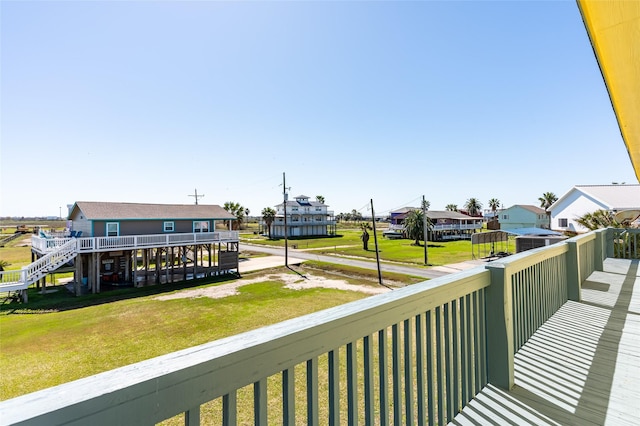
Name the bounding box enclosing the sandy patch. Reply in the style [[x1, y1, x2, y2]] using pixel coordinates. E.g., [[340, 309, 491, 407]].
[[155, 272, 389, 301]]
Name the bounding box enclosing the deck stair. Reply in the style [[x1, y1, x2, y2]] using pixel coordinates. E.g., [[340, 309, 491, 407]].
[[0, 238, 78, 301]]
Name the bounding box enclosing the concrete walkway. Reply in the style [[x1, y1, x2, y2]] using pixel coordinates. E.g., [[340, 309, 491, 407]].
[[239, 243, 488, 278]]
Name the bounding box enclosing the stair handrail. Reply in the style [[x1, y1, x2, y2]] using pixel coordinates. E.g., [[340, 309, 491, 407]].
[[23, 238, 78, 286]]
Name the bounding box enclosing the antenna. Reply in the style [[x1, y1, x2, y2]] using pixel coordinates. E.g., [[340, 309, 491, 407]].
[[188, 188, 205, 205]]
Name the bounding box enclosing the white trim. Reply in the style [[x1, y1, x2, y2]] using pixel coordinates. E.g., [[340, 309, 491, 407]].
[[106, 222, 119, 237], [193, 220, 209, 233]]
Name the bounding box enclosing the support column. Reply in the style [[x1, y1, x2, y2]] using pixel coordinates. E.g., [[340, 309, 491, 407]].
[[95, 252, 102, 293], [133, 250, 139, 287], [182, 246, 188, 280], [170, 247, 175, 283], [484, 262, 515, 390]]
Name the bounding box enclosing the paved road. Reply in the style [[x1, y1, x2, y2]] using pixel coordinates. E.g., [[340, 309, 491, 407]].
[[240, 243, 486, 279]]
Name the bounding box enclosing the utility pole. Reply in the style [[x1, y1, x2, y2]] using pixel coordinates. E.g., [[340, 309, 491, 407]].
[[188, 188, 205, 205], [423, 195, 429, 265], [371, 199, 383, 286], [283, 173, 289, 267]]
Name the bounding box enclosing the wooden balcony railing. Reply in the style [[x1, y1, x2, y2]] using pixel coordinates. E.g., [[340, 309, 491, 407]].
[[1, 227, 636, 425]]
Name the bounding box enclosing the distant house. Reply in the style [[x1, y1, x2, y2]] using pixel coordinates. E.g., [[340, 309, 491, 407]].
[[498, 205, 549, 230], [388, 208, 482, 241], [268, 195, 336, 238], [549, 184, 640, 233]]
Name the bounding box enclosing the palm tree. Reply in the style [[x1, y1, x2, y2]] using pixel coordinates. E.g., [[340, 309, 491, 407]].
[[538, 192, 558, 227], [261, 207, 276, 239], [488, 198, 501, 219], [360, 222, 372, 250], [316, 195, 325, 204], [464, 198, 482, 216], [403, 209, 425, 246], [445, 204, 458, 212], [224, 201, 245, 229], [575, 209, 618, 231]]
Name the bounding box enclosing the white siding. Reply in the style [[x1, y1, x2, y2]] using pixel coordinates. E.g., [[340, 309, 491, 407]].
[[550, 191, 607, 233]]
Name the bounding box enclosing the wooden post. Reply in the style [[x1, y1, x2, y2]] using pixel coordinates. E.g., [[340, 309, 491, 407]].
[[605, 228, 614, 258], [155, 249, 161, 284], [182, 246, 187, 280], [484, 263, 515, 390], [566, 240, 581, 302], [594, 229, 604, 271], [132, 250, 138, 287], [96, 252, 102, 293]]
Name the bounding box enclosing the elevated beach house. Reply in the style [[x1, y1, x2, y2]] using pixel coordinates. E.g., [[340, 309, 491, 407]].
[[10, 201, 239, 301], [268, 194, 336, 237], [388, 208, 483, 240]]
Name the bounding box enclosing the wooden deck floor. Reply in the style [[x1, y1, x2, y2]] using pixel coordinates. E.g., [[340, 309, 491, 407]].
[[452, 258, 640, 425]]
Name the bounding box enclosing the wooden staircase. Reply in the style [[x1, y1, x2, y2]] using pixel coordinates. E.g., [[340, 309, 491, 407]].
[[0, 239, 78, 303]]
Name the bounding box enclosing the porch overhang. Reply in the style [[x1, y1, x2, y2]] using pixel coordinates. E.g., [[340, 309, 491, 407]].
[[577, 0, 640, 181]]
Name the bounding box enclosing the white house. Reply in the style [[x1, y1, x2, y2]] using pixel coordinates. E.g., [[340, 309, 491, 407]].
[[549, 184, 640, 233], [498, 205, 549, 230], [269, 195, 336, 237]]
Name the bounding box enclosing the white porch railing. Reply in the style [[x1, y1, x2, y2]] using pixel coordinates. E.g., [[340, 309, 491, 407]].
[[31, 231, 239, 254], [432, 223, 482, 231], [387, 223, 482, 232], [0, 228, 633, 425]]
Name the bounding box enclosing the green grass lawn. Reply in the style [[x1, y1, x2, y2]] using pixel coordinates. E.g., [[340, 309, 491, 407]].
[[242, 230, 475, 266], [0, 264, 399, 401]]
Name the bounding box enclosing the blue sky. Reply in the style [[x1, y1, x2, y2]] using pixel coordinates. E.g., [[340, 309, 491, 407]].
[[1, 1, 636, 218]]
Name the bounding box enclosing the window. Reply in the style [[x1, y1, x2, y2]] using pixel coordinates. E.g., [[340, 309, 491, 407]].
[[502, 214, 509, 220], [559, 218, 568, 227], [164, 221, 175, 232], [106, 222, 119, 237], [315, 207, 322, 212], [292, 207, 298, 211], [193, 221, 209, 232]]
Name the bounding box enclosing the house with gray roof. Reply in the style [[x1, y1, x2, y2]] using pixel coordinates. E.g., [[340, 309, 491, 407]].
[[68, 201, 236, 237], [498, 205, 549, 230], [549, 184, 640, 233], [20, 201, 242, 297]]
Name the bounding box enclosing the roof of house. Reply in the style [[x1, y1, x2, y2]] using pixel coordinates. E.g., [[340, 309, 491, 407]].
[[71, 201, 236, 220], [275, 200, 327, 208], [395, 210, 480, 221], [391, 207, 416, 214], [506, 227, 562, 236], [550, 184, 640, 211], [503, 205, 546, 215]]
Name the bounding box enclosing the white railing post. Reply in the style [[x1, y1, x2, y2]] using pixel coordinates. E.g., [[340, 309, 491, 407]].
[[484, 263, 514, 390]]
